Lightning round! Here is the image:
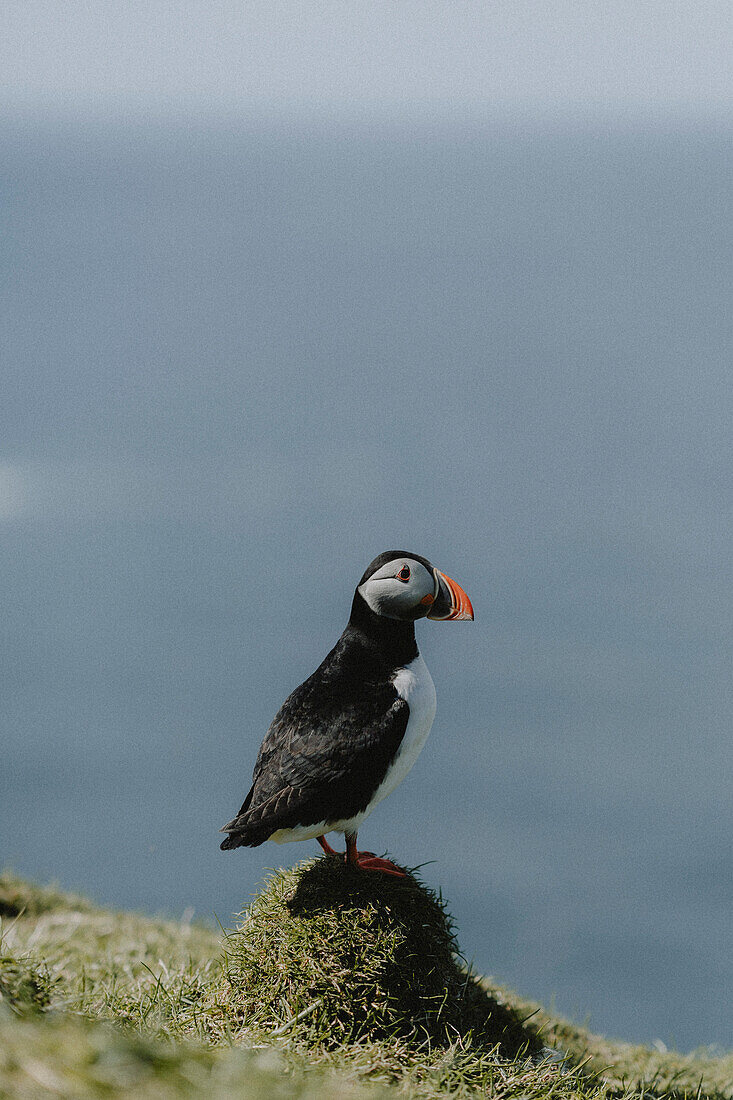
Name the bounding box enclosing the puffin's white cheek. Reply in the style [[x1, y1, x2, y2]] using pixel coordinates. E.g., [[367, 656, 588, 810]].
[[357, 580, 382, 616], [387, 585, 418, 617], [357, 559, 435, 619], [358, 579, 414, 619]]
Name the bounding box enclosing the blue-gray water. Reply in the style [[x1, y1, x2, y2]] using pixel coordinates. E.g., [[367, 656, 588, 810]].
[[2, 119, 731, 1050]]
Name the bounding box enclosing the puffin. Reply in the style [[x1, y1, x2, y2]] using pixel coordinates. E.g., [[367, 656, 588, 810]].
[[220, 551, 473, 877]]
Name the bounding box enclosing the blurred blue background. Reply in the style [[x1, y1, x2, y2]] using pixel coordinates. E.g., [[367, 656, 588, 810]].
[[2, 2, 731, 1050]]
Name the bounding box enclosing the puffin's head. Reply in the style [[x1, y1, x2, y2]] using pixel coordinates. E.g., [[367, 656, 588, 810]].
[[356, 551, 474, 623]]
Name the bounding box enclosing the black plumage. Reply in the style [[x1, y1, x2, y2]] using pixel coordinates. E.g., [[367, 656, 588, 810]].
[[220, 567, 421, 851]]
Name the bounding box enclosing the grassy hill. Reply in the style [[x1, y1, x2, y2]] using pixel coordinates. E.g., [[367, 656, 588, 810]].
[[1, 863, 730, 1099]]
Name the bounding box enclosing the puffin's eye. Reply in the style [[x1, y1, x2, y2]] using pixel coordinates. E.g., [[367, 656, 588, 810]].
[[397, 564, 410, 581]]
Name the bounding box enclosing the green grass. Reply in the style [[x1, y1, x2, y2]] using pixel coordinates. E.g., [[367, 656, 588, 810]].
[[207, 856, 534, 1055], [0, 865, 730, 1099]]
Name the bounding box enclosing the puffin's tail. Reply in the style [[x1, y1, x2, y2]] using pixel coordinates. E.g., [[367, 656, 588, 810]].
[[220, 784, 263, 850], [219, 809, 272, 851], [220, 831, 249, 851], [219, 813, 268, 850], [220, 785, 297, 850]]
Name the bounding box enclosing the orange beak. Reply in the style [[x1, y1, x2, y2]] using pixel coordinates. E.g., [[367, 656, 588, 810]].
[[427, 570, 474, 621]]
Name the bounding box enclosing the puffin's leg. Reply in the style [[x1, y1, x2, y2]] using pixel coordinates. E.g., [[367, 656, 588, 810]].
[[345, 832, 407, 878], [317, 833, 375, 858]]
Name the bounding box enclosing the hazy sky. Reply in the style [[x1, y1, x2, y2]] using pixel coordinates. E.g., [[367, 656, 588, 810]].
[[3, 1, 732, 122]]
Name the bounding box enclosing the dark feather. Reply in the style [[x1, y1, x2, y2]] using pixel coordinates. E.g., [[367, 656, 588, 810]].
[[220, 591, 416, 850]]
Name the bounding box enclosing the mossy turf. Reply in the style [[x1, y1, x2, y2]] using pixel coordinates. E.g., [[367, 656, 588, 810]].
[[209, 856, 536, 1056], [0, 954, 57, 1016], [0, 872, 92, 919], [1, 865, 731, 1099]]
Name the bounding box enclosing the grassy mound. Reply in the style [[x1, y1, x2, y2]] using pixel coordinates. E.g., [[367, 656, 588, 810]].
[[2, 866, 732, 1098], [209, 856, 539, 1057]]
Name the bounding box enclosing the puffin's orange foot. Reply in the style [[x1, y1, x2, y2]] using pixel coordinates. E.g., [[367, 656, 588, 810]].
[[352, 854, 407, 877], [344, 835, 407, 877]]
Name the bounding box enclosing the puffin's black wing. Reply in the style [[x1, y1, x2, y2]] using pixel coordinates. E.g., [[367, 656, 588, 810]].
[[220, 669, 409, 850]]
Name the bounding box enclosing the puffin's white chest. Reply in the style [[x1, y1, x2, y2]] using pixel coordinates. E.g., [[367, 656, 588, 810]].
[[368, 653, 437, 810], [269, 653, 437, 844]]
